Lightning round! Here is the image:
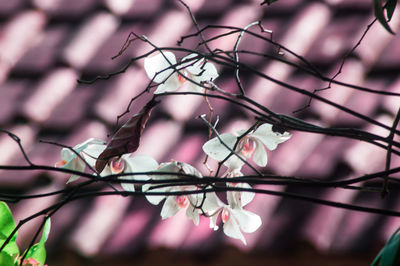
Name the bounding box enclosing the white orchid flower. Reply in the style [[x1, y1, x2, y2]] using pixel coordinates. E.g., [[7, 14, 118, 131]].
[[100, 154, 158, 192], [202, 190, 261, 245], [143, 160, 204, 225], [144, 52, 218, 94], [202, 123, 291, 170], [55, 138, 106, 183], [226, 169, 255, 208]]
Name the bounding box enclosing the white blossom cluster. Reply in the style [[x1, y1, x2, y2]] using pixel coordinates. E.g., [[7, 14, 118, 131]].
[[56, 52, 291, 245]]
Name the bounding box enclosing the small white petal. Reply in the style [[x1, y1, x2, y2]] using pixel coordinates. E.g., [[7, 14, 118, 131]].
[[180, 162, 203, 177], [251, 124, 291, 151], [224, 155, 245, 172], [82, 143, 106, 166], [227, 183, 254, 208], [181, 53, 201, 69], [185, 81, 204, 93], [124, 155, 158, 178], [143, 184, 166, 205], [121, 181, 135, 192], [196, 62, 218, 82], [209, 209, 221, 230], [252, 139, 268, 167], [186, 204, 200, 226], [153, 74, 180, 94], [202, 192, 224, 213], [238, 183, 255, 207], [144, 51, 177, 83], [120, 155, 158, 192], [66, 173, 83, 184], [161, 196, 180, 219], [202, 133, 238, 162], [231, 208, 262, 233], [223, 211, 247, 245]]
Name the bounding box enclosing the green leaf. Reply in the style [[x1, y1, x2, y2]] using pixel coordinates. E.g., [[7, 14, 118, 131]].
[[0, 202, 19, 256], [372, 227, 400, 265], [24, 219, 51, 265], [0, 235, 19, 257], [0, 251, 17, 266], [373, 0, 395, 34], [385, 0, 397, 21], [0, 202, 17, 239]]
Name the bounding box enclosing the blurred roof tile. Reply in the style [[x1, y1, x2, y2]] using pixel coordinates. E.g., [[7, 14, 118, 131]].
[[303, 185, 358, 250], [375, 34, 400, 68], [62, 12, 120, 69], [344, 115, 393, 173], [135, 120, 183, 162], [104, 0, 135, 15], [122, 0, 163, 18], [41, 0, 97, 18], [0, 0, 24, 15], [94, 67, 150, 124], [382, 77, 400, 116], [135, 11, 192, 57], [0, 124, 37, 167], [0, 80, 29, 124], [207, 4, 262, 52], [0, 10, 47, 84], [247, 3, 331, 106], [148, 210, 193, 248], [355, 13, 400, 68], [334, 79, 383, 125], [70, 194, 131, 256], [13, 25, 68, 74], [44, 84, 96, 129], [13, 184, 62, 245], [269, 122, 325, 176], [105, 208, 155, 254], [311, 59, 365, 122], [22, 68, 78, 123]]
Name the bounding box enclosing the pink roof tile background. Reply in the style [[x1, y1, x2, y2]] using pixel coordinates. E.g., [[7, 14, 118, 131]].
[[1, 0, 400, 265]]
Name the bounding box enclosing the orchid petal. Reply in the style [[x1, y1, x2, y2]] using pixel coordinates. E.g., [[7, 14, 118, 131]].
[[144, 52, 177, 83], [251, 124, 291, 151], [202, 133, 238, 162], [238, 183, 255, 207], [186, 204, 200, 226], [120, 155, 158, 192], [181, 162, 203, 177], [223, 211, 247, 245], [82, 142, 106, 166], [227, 183, 254, 208], [143, 184, 167, 205], [121, 180, 135, 192], [124, 155, 158, 180], [209, 209, 221, 230], [224, 155, 245, 172], [202, 192, 224, 214], [161, 196, 180, 219], [231, 208, 262, 233], [252, 139, 268, 167], [153, 73, 181, 94], [195, 61, 218, 82], [181, 53, 201, 69]]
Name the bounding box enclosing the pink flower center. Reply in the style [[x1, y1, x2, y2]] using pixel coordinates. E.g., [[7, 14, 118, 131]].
[[240, 137, 256, 158], [221, 208, 230, 223], [177, 73, 186, 84], [110, 158, 125, 174], [176, 195, 189, 208], [55, 159, 67, 167]]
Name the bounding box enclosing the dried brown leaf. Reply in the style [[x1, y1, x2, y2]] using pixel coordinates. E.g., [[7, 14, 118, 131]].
[[95, 98, 159, 173]]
